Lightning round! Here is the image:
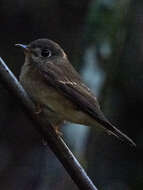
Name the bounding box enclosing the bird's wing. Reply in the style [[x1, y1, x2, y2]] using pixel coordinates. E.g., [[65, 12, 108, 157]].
[[37, 60, 107, 124], [36, 61, 136, 147]]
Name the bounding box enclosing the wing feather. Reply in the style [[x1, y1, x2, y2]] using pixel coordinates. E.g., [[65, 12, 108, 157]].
[[37, 61, 108, 124], [35, 60, 136, 147]]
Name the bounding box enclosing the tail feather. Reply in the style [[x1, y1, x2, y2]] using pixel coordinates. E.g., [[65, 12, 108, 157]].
[[102, 120, 136, 147]]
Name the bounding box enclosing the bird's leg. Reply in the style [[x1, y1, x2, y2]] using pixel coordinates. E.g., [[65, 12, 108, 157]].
[[41, 138, 48, 146], [41, 126, 63, 147], [54, 125, 63, 137], [35, 103, 43, 114]]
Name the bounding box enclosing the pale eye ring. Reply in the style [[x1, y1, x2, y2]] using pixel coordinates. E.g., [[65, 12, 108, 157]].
[[41, 49, 52, 57]]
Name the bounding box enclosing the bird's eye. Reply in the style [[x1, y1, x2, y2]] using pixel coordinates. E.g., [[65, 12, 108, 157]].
[[41, 49, 52, 57]]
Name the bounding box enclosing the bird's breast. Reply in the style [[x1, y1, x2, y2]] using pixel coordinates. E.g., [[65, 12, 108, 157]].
[[19, 63, 75, 114], [19, 63, 96, 126]]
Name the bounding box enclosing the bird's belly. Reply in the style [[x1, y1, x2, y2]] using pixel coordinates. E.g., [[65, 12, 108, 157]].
[[20, 71, 95, 126]]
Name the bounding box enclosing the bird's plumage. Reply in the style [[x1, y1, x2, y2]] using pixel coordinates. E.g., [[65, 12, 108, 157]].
[[18, 38, 136, 147]]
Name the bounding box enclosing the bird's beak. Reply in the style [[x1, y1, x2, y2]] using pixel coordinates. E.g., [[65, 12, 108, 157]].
[[15, 44, 30, 53]]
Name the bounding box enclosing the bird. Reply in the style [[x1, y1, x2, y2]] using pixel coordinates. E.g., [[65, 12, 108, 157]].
[[16, 38, 136, 147]]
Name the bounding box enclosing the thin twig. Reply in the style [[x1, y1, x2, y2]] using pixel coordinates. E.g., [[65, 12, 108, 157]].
[[0, 57, 98, 190]]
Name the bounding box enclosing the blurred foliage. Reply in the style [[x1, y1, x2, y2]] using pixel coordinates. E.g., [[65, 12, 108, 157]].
[[85, 0, 143, 189], [85, 0, 130, 48]]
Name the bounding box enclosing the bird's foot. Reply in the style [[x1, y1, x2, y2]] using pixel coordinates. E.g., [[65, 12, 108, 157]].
[[41, 138, 48, 146], [35, 104, 43, 114], [55, 126, 63, 137]]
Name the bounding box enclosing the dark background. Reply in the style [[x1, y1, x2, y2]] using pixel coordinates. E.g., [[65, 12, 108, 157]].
[[0, 0, 142, 189]]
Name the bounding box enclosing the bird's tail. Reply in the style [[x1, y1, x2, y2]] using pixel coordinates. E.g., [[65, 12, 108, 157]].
[[101, 120, 136, 147]]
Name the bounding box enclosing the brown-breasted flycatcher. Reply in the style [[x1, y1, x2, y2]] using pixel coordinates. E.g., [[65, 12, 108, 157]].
[[16, 39, 136, 147]]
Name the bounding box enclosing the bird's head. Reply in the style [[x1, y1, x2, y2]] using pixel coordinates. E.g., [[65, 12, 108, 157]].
[[15, 38, 67, 65]]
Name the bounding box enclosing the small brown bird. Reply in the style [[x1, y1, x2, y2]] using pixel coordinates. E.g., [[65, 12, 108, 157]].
[[16, 38, 136, 147]]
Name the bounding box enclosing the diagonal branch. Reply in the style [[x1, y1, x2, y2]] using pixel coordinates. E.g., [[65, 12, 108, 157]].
[[0, 57, 98, 190]]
